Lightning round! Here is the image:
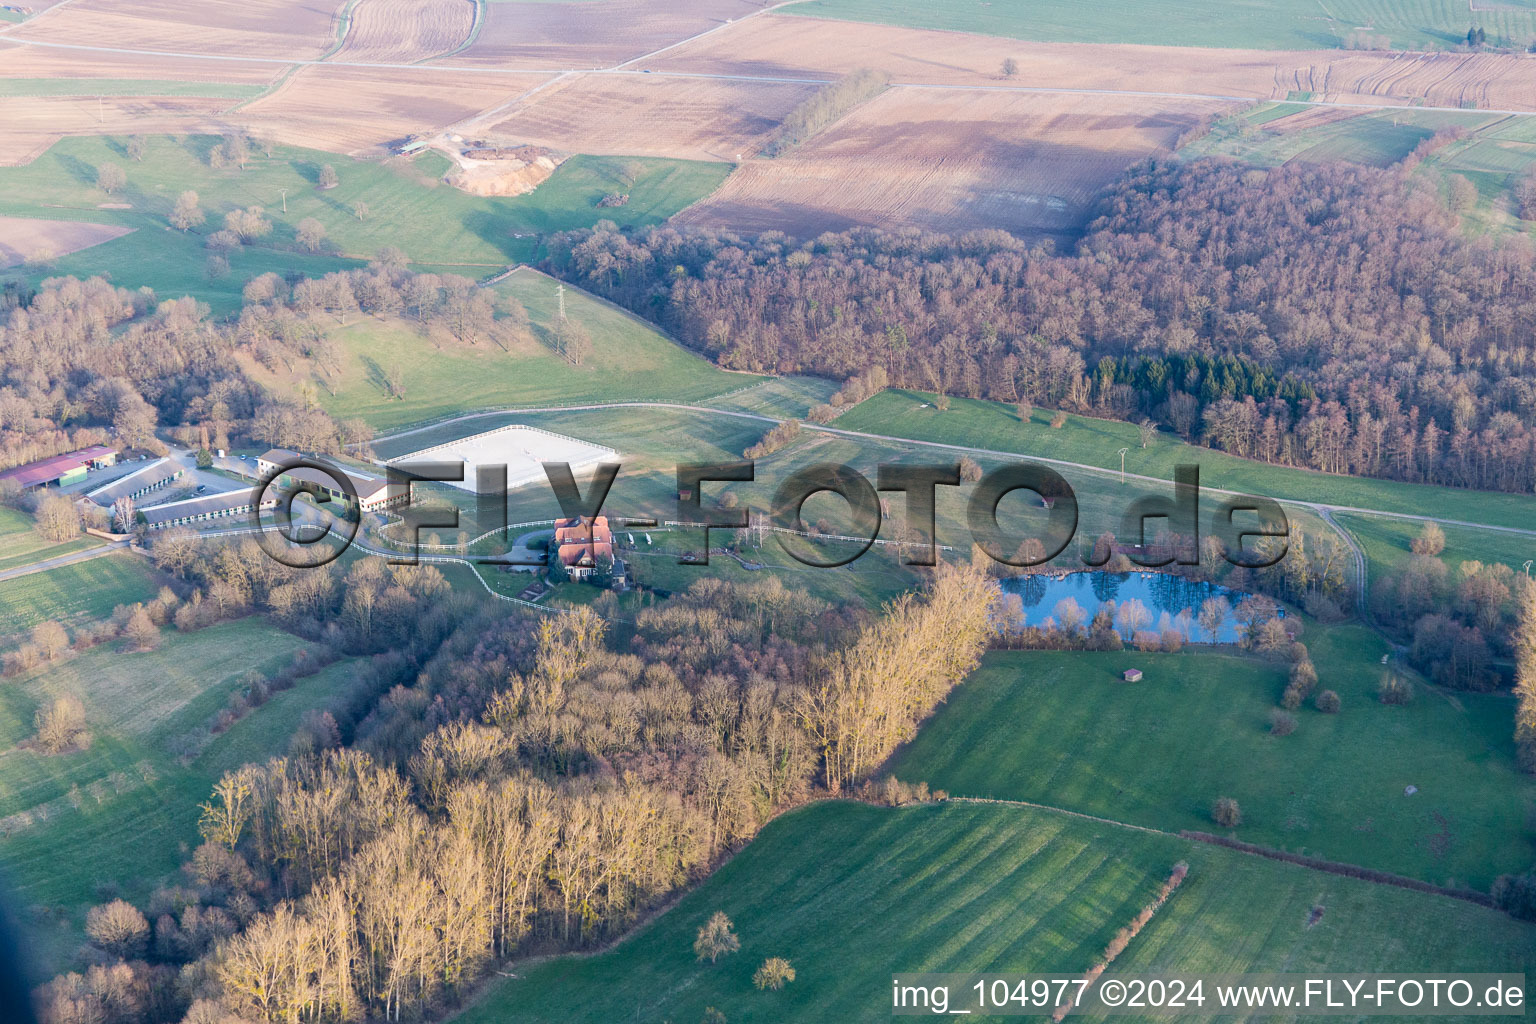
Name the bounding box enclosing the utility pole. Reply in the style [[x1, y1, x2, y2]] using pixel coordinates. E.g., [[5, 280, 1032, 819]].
[[1524, 560, 1532, 579], [278, 187, 288, 214], [1117, 447, 1129, 485], [556, 283, 566, 322]]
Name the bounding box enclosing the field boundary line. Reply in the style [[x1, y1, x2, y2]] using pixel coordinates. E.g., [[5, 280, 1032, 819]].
[[949, 797, 1497, 905]]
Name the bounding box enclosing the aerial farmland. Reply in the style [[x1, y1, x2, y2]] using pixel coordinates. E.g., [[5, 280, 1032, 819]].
[[0, 0, 1533, 1022]]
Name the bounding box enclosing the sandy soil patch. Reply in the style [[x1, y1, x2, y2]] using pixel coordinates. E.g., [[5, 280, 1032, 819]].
[[0, 215, 133, 267], [490, 72, 814, 162], [444, 145, 563, 196]]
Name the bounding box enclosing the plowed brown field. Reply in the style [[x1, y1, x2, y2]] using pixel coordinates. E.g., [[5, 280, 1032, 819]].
[[236, 65, 549, 153], [0, 95, 230, 164], [7, 0, 345, 61], [651, 15, 1536, 112], [445, 0, 769, 70], [336, 0, 475, 63], [672, 90, 1227, 240], [490, 73, 814, 161]]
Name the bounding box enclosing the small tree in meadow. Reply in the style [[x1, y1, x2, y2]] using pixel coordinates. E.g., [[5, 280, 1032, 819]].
[[753, 957, 795, 991], [693, 911, 740, 963], [1212, 796, 1242, 828]]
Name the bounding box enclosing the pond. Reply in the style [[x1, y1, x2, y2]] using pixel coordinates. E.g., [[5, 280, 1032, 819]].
[[996, 571, 1264, 644]]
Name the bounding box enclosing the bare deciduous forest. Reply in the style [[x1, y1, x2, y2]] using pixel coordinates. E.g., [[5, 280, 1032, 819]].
[[549, 159, 1536, 494]]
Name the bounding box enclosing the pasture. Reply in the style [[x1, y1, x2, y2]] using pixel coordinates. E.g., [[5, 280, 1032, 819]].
[[789, 0, 1536, 52], [890, 631, 1536, 890], [834, 389, 1536, 532], [0, 617, 333, 976], [255, 269, 755, 430], [1335, 511, 1536, 582], [0, 553, 160, 645], [0, 135, 730, 309], [0, 506, 103, 572], [453, 800, 1536, 1024]]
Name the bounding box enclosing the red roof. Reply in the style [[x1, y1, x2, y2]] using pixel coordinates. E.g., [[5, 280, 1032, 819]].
[[0, 446, 116, 488], [554, 515, 612, 547], [558, 540, 613, 567]]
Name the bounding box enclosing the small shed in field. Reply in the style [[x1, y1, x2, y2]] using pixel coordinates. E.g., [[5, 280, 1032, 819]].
[[1123, 668, 1143, 683]]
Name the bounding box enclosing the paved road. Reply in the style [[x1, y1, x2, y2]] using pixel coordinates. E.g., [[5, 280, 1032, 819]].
[[0, 538, 131, 583]]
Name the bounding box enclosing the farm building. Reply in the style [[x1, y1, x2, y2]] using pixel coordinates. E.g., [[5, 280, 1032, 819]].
[[139, 488, 276, 529], [1123, 668, 1143, 682], [83, 457, 183, 506], [554, 514, 622, 583], [0, 445, 117, 490], [257, 448, 407, 512]]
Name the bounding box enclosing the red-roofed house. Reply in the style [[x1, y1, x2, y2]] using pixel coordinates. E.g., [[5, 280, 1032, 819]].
[[0, 446, 117, 491], [553, 515, 617, 581]]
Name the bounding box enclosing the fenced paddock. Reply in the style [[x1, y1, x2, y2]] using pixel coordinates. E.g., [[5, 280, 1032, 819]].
[[384, 423, 615, 493]]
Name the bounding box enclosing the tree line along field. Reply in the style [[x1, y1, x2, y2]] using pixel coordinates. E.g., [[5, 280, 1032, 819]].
[[0, 134, 731, 310], [253, 268, 758, 431], [787, 0, 1536, 52], [454, 800, 1535, 1024]]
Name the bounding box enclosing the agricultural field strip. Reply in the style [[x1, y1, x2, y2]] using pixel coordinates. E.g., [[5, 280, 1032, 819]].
[[362, 399, 1536, 550], [7, 39, 1536, 119], [0, 539, 130, 583]]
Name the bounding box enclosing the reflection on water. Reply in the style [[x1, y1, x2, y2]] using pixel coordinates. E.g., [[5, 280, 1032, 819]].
[[997, 571, 1261, 643]]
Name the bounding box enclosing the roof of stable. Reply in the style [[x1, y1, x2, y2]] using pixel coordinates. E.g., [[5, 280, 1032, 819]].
[[84, 457, 181, 506], [0, 445, 117, 488]]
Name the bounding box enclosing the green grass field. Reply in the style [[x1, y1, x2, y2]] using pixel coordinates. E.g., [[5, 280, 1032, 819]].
[[454, 800, 1536, 1024], [790, 0, 1536, 51], [1179, 104, 1536, 240], [0, 80, 266, 98], [889, 629, 1535, 890], [0, 135, 731, 311], [0, 506, 102, 573], [0, 618, 333, 978], [1336, 511, 1536, 584], [0, 553, 162, 646], [833, 390, 1536, 533], [262, 269, 757, 430]]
